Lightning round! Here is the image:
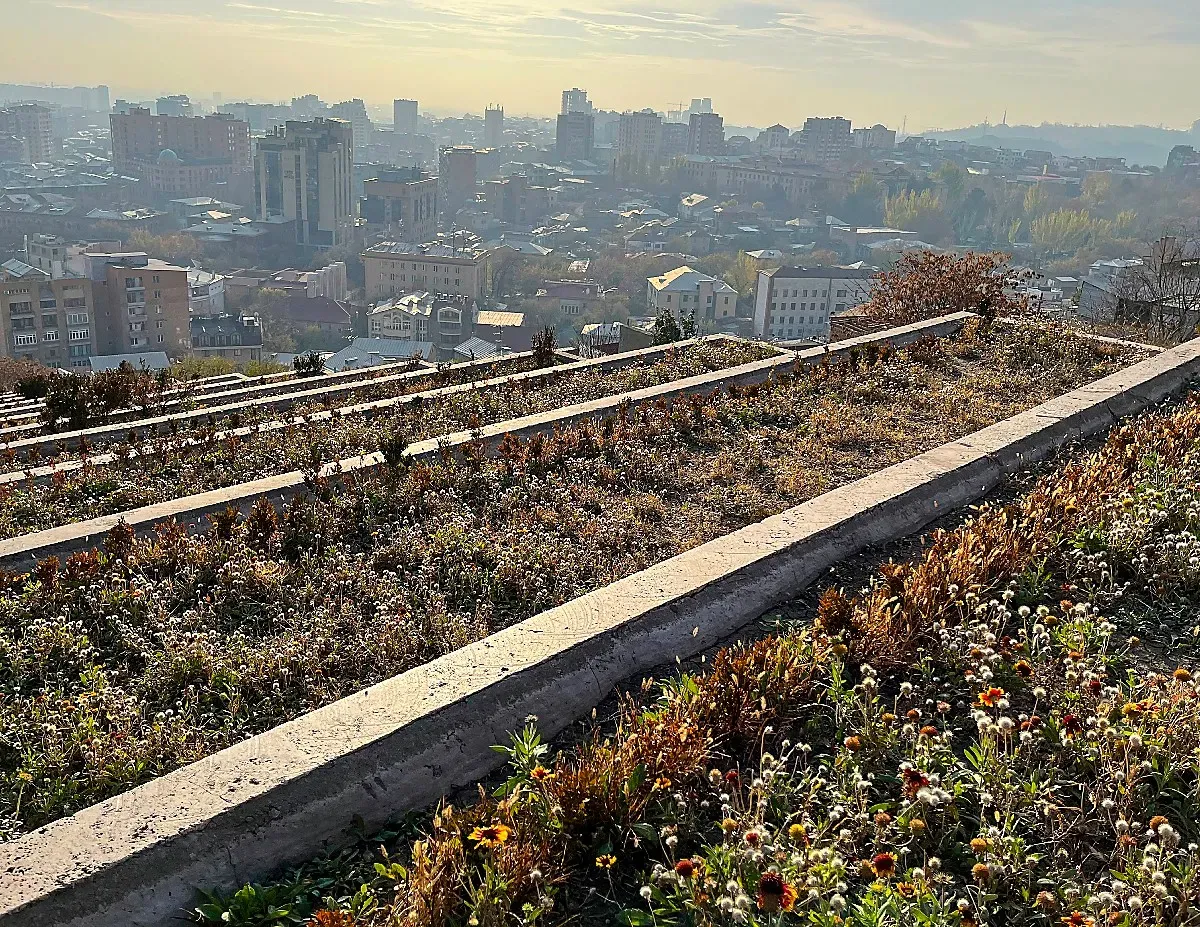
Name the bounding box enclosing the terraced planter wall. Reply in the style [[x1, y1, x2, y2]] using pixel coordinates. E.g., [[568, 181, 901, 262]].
[[0, 315, 969, 569], [2, 321, 1193, 927]]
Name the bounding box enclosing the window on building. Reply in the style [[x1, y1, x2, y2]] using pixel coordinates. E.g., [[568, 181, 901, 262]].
[[69, 329, 89, 341], [13, 333, 36, 346], [8, 301, 32, 314], [156, 334, 165, 344], [43, 330, 59, 342], [837, 289, 847, 298]]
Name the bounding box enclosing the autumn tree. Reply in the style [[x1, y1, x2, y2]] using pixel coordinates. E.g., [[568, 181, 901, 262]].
[[884, 190, 954, 245], [862, 251, 1033, 327]]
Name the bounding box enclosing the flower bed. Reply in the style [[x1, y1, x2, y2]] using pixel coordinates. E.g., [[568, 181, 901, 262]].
[[0, 322, 1141, 842], [0, 352, 547, 451], [188, 390, 1200, 927], [0, 341, 772, 539]]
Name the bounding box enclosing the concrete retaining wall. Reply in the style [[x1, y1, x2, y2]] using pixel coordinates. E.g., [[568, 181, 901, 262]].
[[0, 315, 970, 569], [1, 328, 1194, 927]]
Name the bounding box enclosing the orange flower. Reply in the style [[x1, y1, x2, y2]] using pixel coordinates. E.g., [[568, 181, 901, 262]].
[[757, 872, 797, 913], [896, 882, 920, 898], [972, 862, 991, 884], [919, 725, 939, 738], [871, 853, 897, 878], [1061, 913, 1096, 927], [1149, 815, 1168, 830], [468, 823, 512, 848], [844, 735, 862, 751], [1174, 667, 1193, 682], [978, 687, 1005, 708], [653, 776, 672, 791], [530, 765, 554, 782], [308, 912, 354, 927], [970, 837, 989, 855], [874, 812, 893, 827]]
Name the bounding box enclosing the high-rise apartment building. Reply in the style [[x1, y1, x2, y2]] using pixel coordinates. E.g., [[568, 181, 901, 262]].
[[484, 105, 505, 148], [77, 249, 190, 357], [438, 145, 478, 215], [0, 104, 55, 162], [109, 107, 252, 196], [329, 99, 372, 152], [0, 258, 96, 368], [561, 88, 592, 115], [361, 168, 439, 243], [688, 112, 725, 157], [255, 118, 355, 248], [800, 116, 852, 164], [618, 111, 663, 162], [555, 111, 595, 162], [660, 122, 690, 159], [0, 83, 109, 112], [393, 99, 419, 136], [156, 94, 194, 117]]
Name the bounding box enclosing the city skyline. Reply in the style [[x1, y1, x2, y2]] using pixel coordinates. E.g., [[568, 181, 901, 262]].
[[15, 0, 1200, 132]]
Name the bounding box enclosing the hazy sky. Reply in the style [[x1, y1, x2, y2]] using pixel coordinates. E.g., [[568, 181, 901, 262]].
[[14, 0, 1200, 130]]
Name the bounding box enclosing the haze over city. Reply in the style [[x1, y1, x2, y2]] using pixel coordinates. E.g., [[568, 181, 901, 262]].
[[16, 0, 1200, 129]]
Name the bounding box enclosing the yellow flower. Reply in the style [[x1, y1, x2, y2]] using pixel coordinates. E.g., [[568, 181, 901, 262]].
[[595, 854, 617, 869], [468, 823, 512, 848]]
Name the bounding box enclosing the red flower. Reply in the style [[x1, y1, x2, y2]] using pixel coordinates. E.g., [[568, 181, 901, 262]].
[[902, 767, 930, 798], [871, 852, 897, 878], [674, 858, 701, 879], [1061, 713, 1083, 737], [978, 687, 1005, 707], [757, 872, 797, 913]]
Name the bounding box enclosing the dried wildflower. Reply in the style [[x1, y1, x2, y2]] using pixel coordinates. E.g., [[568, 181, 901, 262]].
[[1149, 815, 1168, 830], [919, 724, 939, 738], [756, 872, 796, 913], [871, 853, 897, 878], [972, 862, 991, 884], [468, 823, 512, 848], [908, 818, 927, 835], [970, 837, 989, 855], [844, 735, 862, 751], [595, 854, 617, 869], [722, 818, 739, 834], [1173, 667, 1192, 682], [874, 811, 893, 827], [1035, 891, 1058, 912]]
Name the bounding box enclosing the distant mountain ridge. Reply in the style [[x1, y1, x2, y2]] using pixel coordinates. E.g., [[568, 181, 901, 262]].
[[922, 121, 1200, 167]]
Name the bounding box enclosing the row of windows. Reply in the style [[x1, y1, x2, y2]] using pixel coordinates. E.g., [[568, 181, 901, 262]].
[[776, 286, 853, 299]]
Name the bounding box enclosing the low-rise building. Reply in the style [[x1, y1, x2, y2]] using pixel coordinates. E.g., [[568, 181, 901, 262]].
[[646, 265, 737, 328], [190, 314, 263, 362], [362, 240, 487, 303], [536, 280, 605, 316], [752, 265, 875, 341], [326, 337, 435, 372], [272, 293, 352, 333], [368, 291, 473, 354]]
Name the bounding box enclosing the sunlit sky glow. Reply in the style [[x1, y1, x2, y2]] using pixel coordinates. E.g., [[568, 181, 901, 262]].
[[13, 0, 1200, 130]]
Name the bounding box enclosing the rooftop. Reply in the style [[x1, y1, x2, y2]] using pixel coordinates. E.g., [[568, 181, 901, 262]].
[[325, 337, 435, 371], [648, 265, 737, 294]]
